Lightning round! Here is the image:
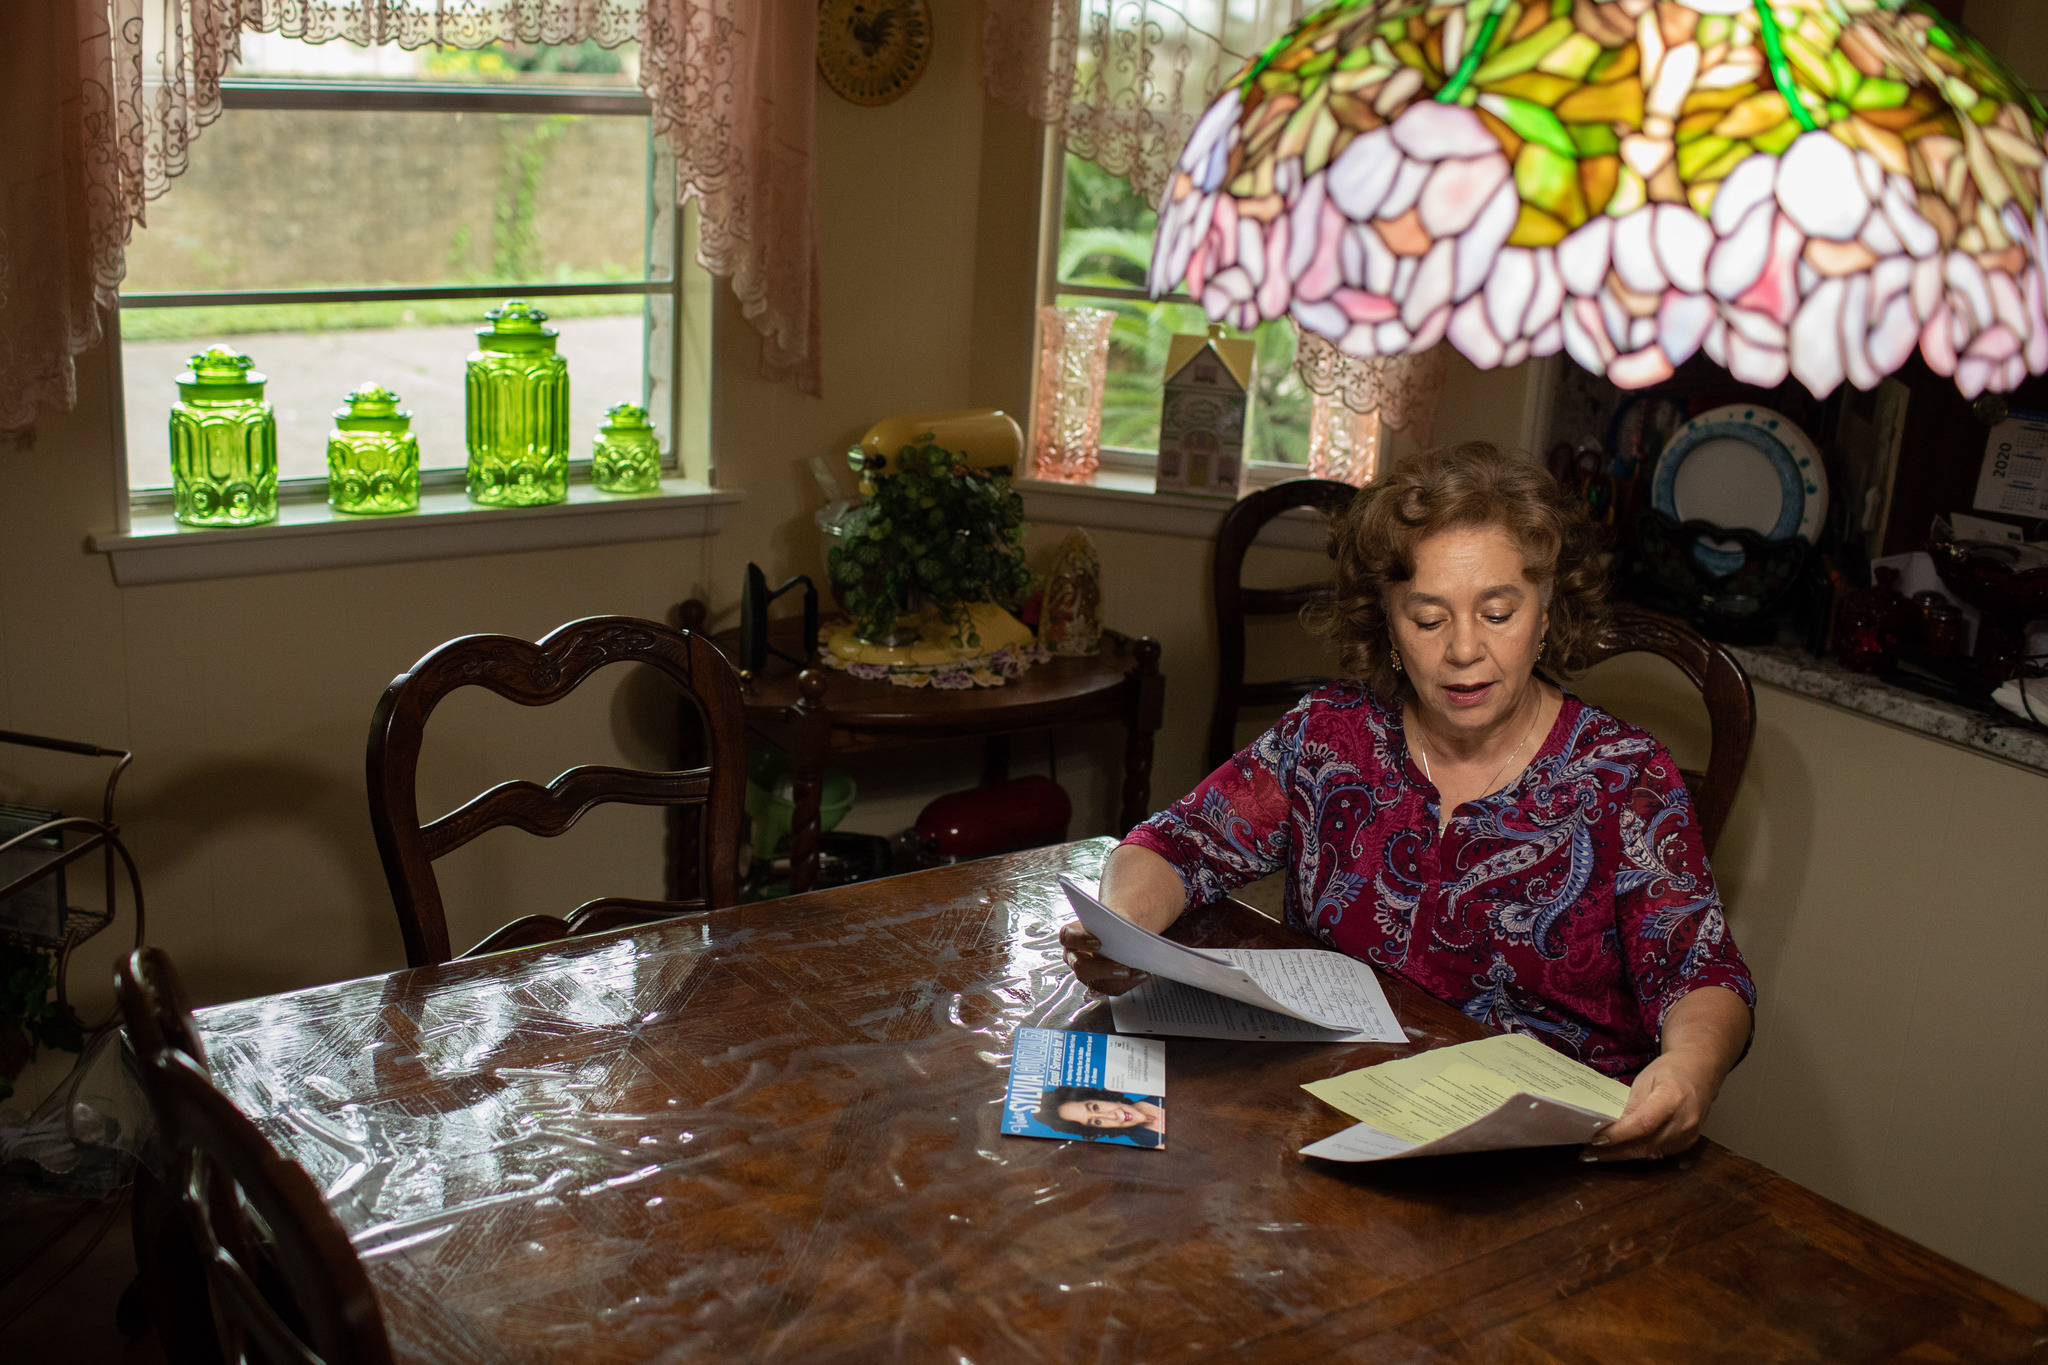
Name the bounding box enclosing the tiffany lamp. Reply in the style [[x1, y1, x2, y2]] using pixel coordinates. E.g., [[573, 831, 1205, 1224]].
[[1149, 0, 2048, 399]]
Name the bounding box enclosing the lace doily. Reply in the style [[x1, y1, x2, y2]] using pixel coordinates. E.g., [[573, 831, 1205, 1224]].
[[820, 640, 1052, 690]]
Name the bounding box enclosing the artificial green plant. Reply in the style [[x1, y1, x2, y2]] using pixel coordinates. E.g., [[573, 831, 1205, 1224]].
[[829, 437, 1030, 648]]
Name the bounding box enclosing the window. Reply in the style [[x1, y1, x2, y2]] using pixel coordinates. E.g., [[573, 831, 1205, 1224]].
[[118, 34, 702, 502], [1048, 152, 1312, 477]]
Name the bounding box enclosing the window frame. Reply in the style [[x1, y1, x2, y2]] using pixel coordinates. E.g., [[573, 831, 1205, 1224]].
[[1031, 128, 1307, 491], [116, 76, 691, 511]]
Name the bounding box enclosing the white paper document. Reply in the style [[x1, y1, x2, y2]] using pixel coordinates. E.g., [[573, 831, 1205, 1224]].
[[1059, 875, 1403, 1042], [1298, 1034, 1631, 1163]]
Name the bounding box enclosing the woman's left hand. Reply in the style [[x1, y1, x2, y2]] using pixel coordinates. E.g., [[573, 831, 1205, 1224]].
[[1582, 984, 1752, 1162], [1581, 1051, 1718, 1161]]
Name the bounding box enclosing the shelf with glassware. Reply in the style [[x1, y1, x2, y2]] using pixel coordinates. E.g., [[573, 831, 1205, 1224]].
[[161, 299, 671, 530]]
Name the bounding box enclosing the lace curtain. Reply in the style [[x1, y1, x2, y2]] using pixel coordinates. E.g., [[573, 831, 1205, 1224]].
[[3, 0, 816, 441], [983, 0, 1442, 437], [0, 1, 128, 441]]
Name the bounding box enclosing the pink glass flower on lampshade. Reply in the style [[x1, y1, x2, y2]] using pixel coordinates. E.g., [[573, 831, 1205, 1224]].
[[1150, 0, 2048, 399]]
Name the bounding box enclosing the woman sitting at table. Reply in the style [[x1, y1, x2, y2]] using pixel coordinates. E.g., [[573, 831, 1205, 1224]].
[[1065, 443, 1755, 1163]]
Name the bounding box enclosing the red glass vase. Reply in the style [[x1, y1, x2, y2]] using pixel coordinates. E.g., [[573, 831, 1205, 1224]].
[[1833, 567, 1908, 674]]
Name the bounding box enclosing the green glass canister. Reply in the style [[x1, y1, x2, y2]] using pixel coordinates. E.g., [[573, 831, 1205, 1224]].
[[169, 347, 278, 527], [327, 383, 421, 515], [592, 402, 662, 494], [465, 299, 569, 506]]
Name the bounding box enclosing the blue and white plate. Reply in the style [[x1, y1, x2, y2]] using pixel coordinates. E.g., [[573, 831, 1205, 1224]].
[[1651, 405, 1828, 576]]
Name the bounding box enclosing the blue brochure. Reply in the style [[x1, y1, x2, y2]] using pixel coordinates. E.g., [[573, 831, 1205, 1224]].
[[1001, 1027, 1167, 1150]]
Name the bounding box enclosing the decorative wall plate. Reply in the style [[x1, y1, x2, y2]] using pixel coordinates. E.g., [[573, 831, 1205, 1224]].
[[1652, 405, 1828, 577], [818, 0, 932, 107]]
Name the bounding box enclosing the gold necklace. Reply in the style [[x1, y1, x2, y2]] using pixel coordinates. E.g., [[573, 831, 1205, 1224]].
[[1412, 691, 1543, 799]]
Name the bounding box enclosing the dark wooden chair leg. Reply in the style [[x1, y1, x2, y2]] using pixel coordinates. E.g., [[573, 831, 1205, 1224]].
[[132, 1162, 227, 1365], [668, 599, 712, 901], [1118, 637, 1165, 835], [786, 669, 831, 895]]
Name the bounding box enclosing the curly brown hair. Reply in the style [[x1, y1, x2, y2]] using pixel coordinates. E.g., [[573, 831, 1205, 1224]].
[[1308, 442, 1607, 699]]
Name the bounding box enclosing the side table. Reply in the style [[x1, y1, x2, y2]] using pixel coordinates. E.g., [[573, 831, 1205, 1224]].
[[675, 601, 1164, 895]]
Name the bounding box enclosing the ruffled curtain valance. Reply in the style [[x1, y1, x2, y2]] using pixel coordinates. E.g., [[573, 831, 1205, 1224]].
[[982, 0, 1443, 436], [2, 0, 816, 443]]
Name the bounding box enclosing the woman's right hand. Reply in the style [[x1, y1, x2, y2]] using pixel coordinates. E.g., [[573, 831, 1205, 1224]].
[[1058, 842, 1188, 996], [1059, 922, 1153, 996]]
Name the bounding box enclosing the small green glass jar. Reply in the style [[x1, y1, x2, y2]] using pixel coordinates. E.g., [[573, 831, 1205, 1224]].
[[592, 402, 662, 494], [465, 299, 569, 506], [327, 384, 421, 515], [169, 348, 278, 527]]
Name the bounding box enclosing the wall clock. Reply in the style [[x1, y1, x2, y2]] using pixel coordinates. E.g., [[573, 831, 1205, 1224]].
[[817, 0, 932, 107]]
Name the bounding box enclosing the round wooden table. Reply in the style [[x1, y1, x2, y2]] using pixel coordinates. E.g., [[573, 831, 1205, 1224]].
[[680, 602, 1164, 894]]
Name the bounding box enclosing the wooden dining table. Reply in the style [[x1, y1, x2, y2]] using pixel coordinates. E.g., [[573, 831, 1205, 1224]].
[[192, 839, 2047, 1363]]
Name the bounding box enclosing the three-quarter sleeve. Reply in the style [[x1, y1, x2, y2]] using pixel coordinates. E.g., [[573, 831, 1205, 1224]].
[[1119, 706, 1304, 911], [1613, 750, 1758, 1033]]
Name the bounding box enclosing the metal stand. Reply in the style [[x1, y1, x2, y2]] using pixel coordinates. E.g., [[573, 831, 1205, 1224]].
[[0, 729, 146, 1040]]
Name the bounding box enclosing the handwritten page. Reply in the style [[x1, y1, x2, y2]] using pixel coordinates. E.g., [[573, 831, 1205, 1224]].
[[1060, 876, 1402, 1042], [1109, 951, 1400, 1042], [1299, 1034, 1631, 1162]]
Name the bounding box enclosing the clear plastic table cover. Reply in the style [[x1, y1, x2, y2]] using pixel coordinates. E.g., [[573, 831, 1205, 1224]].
[[189, 839, 2044, 1365], [206, 839, 1402, 1363]]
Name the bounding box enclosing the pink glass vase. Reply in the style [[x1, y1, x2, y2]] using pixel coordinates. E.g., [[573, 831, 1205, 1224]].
[[1305, 391, 1382, 487], [1030, 304, 1115, 484]]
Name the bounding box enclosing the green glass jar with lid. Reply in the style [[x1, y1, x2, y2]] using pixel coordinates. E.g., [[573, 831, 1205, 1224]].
[[592, 402, 662, 494], [327, 383, 421, 515], [169, 347, 278, 527], [465, 299, 569, 506]]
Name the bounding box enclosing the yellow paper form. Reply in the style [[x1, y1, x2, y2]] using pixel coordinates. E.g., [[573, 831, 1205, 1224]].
[[1303, 1034, 1631, 1145]]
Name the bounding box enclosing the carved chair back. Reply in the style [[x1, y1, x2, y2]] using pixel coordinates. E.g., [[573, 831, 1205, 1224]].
[[1206, 479, 1361, 772], [1582, 607, 1757, 857], [118, 947, 395, 1365], [366, 616, 747, 967]]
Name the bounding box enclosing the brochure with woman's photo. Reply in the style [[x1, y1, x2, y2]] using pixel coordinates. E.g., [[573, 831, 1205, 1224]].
[[1001, 1027, 1166, 1149]]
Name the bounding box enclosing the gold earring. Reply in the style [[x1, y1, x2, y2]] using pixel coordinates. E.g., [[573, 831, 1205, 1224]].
[[1538, 640, 1548, 660], [1390, 646, 1403, 672]]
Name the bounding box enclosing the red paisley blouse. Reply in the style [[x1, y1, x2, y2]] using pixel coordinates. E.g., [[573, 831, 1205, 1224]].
[[1123, 686, 1755, 1079]]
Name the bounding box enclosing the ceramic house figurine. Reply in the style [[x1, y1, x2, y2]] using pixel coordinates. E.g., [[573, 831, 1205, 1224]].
[[1156, 324, 1254, 498]]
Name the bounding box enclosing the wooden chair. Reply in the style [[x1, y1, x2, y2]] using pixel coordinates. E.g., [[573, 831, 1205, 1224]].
[[366, 615, 747, 968], [1582, 607, 1755, 857], [1205, 479, 1360, 772], [118, 947, 395, 1365]]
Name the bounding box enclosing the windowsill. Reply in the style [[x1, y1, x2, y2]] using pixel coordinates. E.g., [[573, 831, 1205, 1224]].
[[1015, 469, 1332, 550], [90, 478, 744, 586]]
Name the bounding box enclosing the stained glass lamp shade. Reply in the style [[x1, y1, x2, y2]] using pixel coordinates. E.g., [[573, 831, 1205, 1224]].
[[1149, 0, 2048, 399]]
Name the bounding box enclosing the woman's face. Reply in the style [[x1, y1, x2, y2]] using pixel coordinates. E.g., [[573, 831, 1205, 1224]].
[[1388, 525, 1549, 738], [1057, 1098, 1147, 1129]]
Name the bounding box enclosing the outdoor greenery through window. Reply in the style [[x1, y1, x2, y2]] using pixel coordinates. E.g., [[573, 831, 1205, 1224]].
[[1054, 155, 1310, 468], [119, 34, 689, 495]]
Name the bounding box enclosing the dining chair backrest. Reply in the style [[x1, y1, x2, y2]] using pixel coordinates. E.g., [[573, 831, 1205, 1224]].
[[1206, 479, 1361, 773], [1582, 607, 1756, 857], [117, 947, 395, 1365], [366, 615, 748, 967]]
